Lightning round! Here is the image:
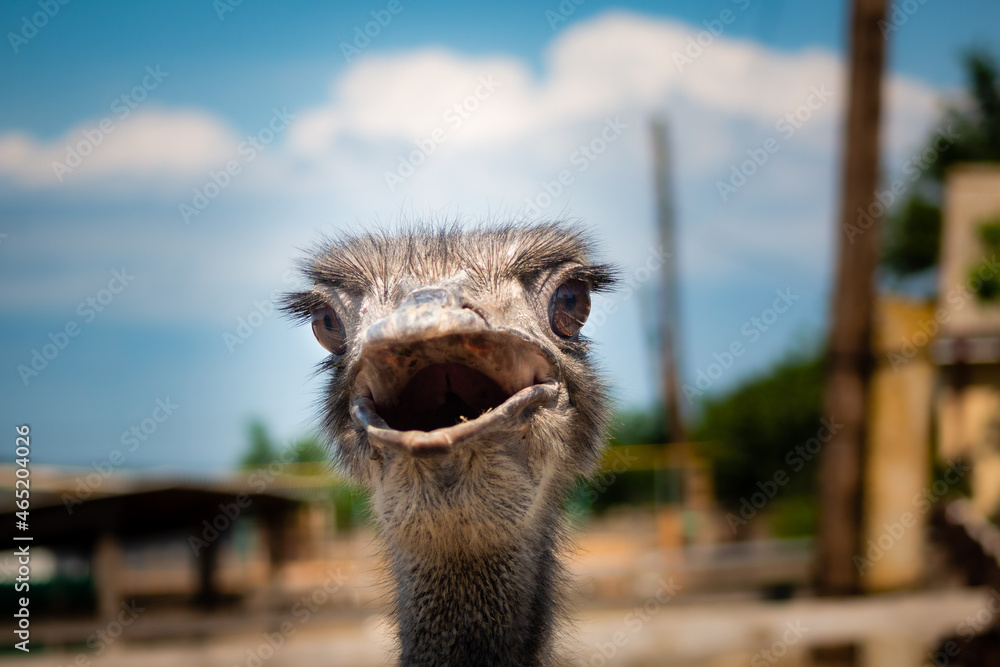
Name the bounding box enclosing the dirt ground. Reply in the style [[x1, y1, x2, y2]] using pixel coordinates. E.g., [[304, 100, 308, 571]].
[[3, 587, 991, 667]]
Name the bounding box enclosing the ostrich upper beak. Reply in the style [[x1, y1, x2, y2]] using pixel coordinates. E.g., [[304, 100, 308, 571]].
[[349, 286, 558, 457]]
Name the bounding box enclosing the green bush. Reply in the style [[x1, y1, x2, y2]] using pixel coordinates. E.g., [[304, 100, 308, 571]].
[[692, 350, 825, 510]]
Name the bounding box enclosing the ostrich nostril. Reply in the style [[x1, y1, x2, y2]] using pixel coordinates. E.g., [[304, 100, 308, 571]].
[[461, 302, 489, 324], [407, 287, 453, 307]]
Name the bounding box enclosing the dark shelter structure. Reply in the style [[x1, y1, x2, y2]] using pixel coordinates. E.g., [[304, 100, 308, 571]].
[[1, 482, 302, 644]]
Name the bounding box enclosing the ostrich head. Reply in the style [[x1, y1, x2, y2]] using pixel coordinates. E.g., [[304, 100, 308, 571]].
[[283, 222, 617, 666]]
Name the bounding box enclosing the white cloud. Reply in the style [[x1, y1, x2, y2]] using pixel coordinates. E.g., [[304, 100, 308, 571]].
[[0, 108, 239, 189], [0, 9, 956, 414], [269, 12, 943, 290], [284, 11, 938, 166], [0, 10, 947, 317], [0, 12, 943, 204]]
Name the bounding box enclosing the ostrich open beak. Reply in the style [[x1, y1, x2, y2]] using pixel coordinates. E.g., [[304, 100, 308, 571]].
[[349, 286, 558, 456]]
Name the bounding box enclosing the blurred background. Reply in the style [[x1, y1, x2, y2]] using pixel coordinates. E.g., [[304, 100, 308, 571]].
[[2, 0, 1000, 665]]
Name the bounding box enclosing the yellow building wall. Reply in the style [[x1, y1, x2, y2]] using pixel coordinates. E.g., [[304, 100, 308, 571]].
[[862, 297, 935, 592]]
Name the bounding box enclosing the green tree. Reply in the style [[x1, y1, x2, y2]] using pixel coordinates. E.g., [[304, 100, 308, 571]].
[[882, 49, 1000, 277], [239, 421, 330, 470], [692, 351, 824, 515], [968, 217, 1000, 302], [608, 408, 667, 447], [239, 419, 279, 468], [881, 194, 943, 276], [290, 436, 328, 464]]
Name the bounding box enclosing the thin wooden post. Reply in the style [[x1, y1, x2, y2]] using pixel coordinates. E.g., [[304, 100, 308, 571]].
[[816, 0, 888, 596]]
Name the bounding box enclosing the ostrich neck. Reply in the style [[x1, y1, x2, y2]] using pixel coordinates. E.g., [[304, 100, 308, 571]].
[[391, 537, 558, 667]]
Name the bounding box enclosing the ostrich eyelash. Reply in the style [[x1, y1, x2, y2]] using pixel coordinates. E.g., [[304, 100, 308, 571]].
[[279, 290, 330, 323], [563, 263, 620, 292]]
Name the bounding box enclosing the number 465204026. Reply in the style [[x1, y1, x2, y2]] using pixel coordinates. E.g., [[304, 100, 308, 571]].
[[15, 425, 30, 526]]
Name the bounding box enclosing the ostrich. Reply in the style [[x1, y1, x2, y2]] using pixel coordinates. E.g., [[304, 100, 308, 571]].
[[282, 222, 618, 666]]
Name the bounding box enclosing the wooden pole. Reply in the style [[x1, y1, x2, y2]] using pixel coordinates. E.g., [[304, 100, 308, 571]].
[[651, 117, 686, 444], [651, 117, 691, 549], [816, 0, 888, 596]]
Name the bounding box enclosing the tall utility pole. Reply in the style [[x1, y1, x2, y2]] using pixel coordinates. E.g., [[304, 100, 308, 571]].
[[817, 0, 887, 596], [651, 117, 686, 444], [651, 116, 690, 549]]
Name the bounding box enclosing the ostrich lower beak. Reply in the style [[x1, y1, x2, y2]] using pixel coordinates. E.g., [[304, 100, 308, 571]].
[[351, 378, 558, 456], [349, 289, 558, 456]]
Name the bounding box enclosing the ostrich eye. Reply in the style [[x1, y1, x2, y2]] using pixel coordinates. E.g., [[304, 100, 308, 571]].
[[548, 279, 591, 339], [311, 305, 347, 355]]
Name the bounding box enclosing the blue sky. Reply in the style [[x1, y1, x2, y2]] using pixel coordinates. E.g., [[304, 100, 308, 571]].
[[1, 0, 997, 473]]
